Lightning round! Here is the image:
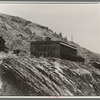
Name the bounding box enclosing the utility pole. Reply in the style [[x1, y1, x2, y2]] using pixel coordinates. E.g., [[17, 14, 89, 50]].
[[71, 35, 73, 42]]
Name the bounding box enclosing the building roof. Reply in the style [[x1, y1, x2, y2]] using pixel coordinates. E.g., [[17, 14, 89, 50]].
[[59, 41, 77, 50]]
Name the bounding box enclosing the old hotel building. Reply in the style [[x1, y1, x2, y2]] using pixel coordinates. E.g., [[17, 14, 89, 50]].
[[30, 37, 82, 61]]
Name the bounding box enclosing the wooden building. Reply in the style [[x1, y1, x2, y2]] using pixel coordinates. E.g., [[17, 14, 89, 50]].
[[92, 62, 100, 70], [30, 37, 83, 61], [0, 36, 5, 51]]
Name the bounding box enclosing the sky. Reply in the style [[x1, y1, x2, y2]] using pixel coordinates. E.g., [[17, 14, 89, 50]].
[[0, 3, 100, 54]]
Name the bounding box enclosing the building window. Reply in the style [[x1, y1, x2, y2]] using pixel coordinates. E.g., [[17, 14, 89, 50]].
[[44, 46, 46, 51], [54, 46, 55, 50], [32, 46, 35, 51], [35, 53, 36, 56], [48, 46, 50, 50], [53, 53, 55, 56], [54, 46, 58, 50]]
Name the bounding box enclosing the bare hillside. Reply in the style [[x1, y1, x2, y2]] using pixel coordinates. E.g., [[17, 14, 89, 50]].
[[0, 14, 100, 96]]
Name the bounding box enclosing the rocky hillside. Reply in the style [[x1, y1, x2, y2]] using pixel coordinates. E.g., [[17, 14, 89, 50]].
[[1, 55, 100, 96], [0, 13, 100, 96], [0, 13, 61, 53]]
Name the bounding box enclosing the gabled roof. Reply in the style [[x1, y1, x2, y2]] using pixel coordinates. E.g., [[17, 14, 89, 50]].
[[59, 41, 77, 50], [31, 41, 59, 45]]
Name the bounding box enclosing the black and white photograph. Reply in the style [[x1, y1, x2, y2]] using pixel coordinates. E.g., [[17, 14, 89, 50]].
[[0, 2, 99, 96]]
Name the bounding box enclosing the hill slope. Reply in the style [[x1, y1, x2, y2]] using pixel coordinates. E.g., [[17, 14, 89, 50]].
[[0, 13, 100, 63], [0, 13, 100, 96], [1, 55, 100, 96]]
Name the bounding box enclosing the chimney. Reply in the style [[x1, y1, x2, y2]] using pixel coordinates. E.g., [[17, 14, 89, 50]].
[[45, 37, 51, 41]]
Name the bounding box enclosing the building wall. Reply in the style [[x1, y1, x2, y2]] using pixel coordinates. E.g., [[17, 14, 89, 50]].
[[0, 37, 5, 51], [30, 43, 60, 58], [30, 41, 80, 61], [60, 44, 77, 60]]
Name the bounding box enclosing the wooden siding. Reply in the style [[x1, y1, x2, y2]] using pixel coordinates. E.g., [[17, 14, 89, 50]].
[[30, 40, 79, 61], [0, 36, 5, 51], [60, 43, 77, 60], [30, 42, 60, 58]]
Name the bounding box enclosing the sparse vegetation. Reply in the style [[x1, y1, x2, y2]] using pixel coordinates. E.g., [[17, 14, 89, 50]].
[[0, 13, 100, 96]]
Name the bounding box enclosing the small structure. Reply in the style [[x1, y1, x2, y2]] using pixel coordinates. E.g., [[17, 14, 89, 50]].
[[92, 61, 100, 70], [30, 37, 84, 61], [13, 49, 20, 56], [0, 36, 5, 51]]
